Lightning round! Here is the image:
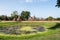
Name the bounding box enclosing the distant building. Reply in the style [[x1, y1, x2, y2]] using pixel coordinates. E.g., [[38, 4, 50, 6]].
[[17, 16, 21, 21], [40, 18, 45, 21], [13, 18, 16, 21], [28, 16, 37, 21], [13, 16, 21, 21]]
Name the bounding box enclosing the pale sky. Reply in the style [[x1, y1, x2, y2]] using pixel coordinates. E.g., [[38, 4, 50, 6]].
[[0, 0, 60, 18]]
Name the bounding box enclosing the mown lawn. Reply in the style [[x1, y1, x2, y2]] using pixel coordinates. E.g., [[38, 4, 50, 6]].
[[0, 22, 60, 40], [0, 29, 60, 40], [0, 22, 56, 28]]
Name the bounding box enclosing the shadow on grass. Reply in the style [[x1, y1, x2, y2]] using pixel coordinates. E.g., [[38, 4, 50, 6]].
[[48, 23, 60, 30]]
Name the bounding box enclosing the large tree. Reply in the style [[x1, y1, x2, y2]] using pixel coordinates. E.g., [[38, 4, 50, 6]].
[[0, 15, 8, 20], [11, 11, 18, 21], [56, 18, 60, 20], [46, 16, 55, 21], [56, 0, 60, 7], [20, 11, 30, 20]]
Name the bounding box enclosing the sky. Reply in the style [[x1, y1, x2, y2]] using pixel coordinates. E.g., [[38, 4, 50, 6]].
[[0, 0, 60, 18]]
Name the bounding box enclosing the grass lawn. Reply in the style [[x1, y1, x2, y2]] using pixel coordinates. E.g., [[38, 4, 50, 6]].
[[0, 22, 60, 40], [0, 22, 56, 28]]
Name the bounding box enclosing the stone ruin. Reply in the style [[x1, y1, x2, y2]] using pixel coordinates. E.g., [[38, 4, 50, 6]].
[[13, 16, 21, 21], [33, 26, 46, 32], [0, 26, 46, 35]]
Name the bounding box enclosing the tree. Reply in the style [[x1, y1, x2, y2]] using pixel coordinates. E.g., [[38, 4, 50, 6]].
[[46, 16, 55, 21], [20, 11, 30, 20], [56, 0, 60, 7], [56, 18, 60, 20], [11, 11, 18, 21], [0, 15, 8, 20]]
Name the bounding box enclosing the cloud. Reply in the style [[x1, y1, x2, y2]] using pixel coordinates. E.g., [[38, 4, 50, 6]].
[[40, 0, 48, 2], [25, 0, 48, 3], [25, 0, 33, 2]]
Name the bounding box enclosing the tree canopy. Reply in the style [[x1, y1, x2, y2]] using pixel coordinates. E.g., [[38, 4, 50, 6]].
[[20, 11, 30, 21], [46, 16, 54, 21], [56, 0, 60, 7], [11, 11, 18, 21]]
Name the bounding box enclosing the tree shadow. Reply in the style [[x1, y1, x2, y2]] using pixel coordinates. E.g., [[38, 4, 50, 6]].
[[48, 23, 60, 30]]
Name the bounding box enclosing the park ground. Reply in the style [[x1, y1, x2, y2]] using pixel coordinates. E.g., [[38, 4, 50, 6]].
[[0, 21, 60, 40]]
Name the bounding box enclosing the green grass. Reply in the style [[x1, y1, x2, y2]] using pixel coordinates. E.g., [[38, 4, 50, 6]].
[[0, 29, 60, 40], [0, 22, 60, 40], [0, 22, 56, 28]]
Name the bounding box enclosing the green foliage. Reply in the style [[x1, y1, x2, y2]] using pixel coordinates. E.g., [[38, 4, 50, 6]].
[[56, 18, 60, 20], [46, 16, 54, 20], [56, 0, 60, 7], [20, 11, 30, 20], [0, 15, 9, 20], [0, 10, 60, 21], [11, 11, 18, 21]]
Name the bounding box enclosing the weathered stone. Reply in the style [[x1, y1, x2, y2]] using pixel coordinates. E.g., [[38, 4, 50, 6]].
[[38, 27, 45, 32], [33, 26, 45, 32]]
